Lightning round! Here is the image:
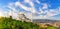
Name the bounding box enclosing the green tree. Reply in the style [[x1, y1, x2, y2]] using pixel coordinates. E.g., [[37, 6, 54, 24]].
[[0, 17, 39, 29]]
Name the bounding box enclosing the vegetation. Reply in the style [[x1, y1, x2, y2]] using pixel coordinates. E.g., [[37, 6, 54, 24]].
[[0, 16, 39, 29], [0, 16, 60, 29], [46, 26, 56, 29], [56, 26, 60, 29]]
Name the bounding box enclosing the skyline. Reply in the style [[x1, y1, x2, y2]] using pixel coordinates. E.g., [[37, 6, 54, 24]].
[[0, 0, 60, 20]]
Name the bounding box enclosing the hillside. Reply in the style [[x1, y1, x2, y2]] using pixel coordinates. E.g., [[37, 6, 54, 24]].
[[0, 16, 39, 29]]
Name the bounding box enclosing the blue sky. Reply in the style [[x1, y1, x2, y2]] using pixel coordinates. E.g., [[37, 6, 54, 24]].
[[0, 0, 60, 20]]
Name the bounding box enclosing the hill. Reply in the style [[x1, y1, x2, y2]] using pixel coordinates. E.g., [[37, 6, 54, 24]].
[[32, 19, 60, 23], [0, 16, 39, 29]]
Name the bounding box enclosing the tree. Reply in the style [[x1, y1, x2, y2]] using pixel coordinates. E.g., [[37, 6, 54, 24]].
[[0, 17, 39, 29]]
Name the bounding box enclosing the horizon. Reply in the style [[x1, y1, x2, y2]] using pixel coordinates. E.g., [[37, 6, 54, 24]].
[[0, 0, 60, 20]]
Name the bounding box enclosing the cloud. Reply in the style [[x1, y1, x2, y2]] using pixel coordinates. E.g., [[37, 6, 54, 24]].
[[24, 0, 34, 7], [24, 12, 33, 19], [0, 8, 9, 17], [24, 0, 30, 3], [0, 5, 18, 19], [11, 1, 60, 19], [0, 9, 4, 16], [38, 8, 44, 14], [8, 3, 17, 12], [34, 8, 60, 19], [1, 0, 59, 19], [42, 3, 48, 9], [15, 1, 36, 13], [36, 0, 40, 4]]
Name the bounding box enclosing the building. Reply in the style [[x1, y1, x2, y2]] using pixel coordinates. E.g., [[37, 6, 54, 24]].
[[17, 12, 31, 22]]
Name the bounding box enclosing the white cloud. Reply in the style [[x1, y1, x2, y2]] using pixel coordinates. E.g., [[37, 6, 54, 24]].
[[34, 8, 60, 19], [0, 9, 4, 16], [2, 0, 59, 19], [5, 0, 37, 19], [24, 0, 30, 3], [42, 3, 48, 9], [24, 12, 33, 19], [8, 3, 17, 12], [36, 0, 40, 4], [0, 8, 9, 17], [3, 11, 8, 17], [30, 5, 60, 19], [38, 8, 44, 14], [15, 2, 36, 13], [0, 4, 18, 18], [8, 2, 14, 7], [24, 0, 34, 7]]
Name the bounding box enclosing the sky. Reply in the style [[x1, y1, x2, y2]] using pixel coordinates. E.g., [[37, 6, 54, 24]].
[[0, 0, 60, 20]]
